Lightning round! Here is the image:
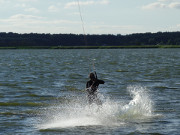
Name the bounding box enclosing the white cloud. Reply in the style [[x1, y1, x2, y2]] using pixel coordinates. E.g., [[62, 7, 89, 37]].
[[0, 14, 44, 26], [68, 12, 80, 16], [94, 24, 139, 30], [24, 7, 40, 13], [97, 0, 109, 5], [17, 0, 38, 2], [9, 14, 43, 20], [142, 2, 167, 9], [65, 1, 92, 8], [48, 5, 59, 12], [0, 0, 10, 4], [14, 3, 27, 8], [158, 0, 170, 2], [65, 0, 109, 8], [14, 3, 40, 13], [0, 0, 38, 4], [167, 24, 180, 31], [0, 0, 5, 3], [88, 24, 142, 34], [0, 14, 81, 33], [176, 24, 180, 27], [142, 0, 180, 10], [0, 14, 79, 25], [169, 2, 180, 9]]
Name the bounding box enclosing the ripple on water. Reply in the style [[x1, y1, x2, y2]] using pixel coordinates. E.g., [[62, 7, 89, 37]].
[[0, 102, 48, 107]]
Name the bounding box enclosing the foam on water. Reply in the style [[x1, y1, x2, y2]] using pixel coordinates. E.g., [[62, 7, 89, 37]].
[[37, 85, 154, 129]]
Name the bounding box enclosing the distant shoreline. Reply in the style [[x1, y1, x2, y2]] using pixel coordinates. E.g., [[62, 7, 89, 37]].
[[1, 32, 180, 48], [0, 45, 180, 49]]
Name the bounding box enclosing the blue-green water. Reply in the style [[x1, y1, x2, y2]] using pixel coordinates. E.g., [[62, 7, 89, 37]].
[[0, 49, 179, 135]]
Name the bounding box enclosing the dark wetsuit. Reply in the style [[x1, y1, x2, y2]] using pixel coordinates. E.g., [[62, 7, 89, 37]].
[[86, 78, 105, 105]]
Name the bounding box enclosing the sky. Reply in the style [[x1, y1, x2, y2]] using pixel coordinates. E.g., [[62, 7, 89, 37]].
[[0, 0, 180, 35]]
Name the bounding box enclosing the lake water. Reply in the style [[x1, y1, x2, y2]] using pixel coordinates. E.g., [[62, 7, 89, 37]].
[[0, 49, 179, 135]]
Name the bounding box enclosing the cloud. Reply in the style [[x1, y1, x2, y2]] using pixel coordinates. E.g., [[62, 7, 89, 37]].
[[142, 2, 166, 9], [0, 14, 43, 27], [0, 0, 10, 4], [0, 14, 79, 25], [14, 3, 27, 8], [87, 24, 142, 34], [65, 0, 109, 8], [0, 14, 44, 27], [93, 24, 139, 30], [17, 0, 38, 2], [97, 0, 109, 5], [176, 24, 180, 28], [9, 14, 43, 20], [142, 0, 180, 10], [169, 2, 180, 9], [48, 5, 59, 12], [14, 3, 40, 13], [167, 24, 180, 32], [0, 14, 81, 33], [0, 0, 38, 4], [65, 1, 93, 8], [68, 12, 80, 16], [0, 0, 5, 3], [24, 7, 40, 13]]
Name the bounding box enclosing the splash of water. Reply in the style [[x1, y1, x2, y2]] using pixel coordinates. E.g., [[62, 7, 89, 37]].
[[37, 85, 154, 129], [121, 85, 153, 120]]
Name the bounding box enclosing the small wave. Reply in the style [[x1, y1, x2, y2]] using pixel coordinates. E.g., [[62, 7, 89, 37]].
[[0, 110, 41, 118], [0, 82, 18, 87], [16, 93, 39, 98], [37, 85, 155, 129], [0, 102, 48, 107], [116, 69, 128, 72], [109, 61, 118, 65], [0, 94, 4, 98]]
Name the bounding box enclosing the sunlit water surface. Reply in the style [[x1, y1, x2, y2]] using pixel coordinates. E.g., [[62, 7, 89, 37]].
[[0, 49, 179, 135]]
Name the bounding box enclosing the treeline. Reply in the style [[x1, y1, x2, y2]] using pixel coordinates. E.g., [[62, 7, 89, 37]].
[[0, 31, 180, 47]]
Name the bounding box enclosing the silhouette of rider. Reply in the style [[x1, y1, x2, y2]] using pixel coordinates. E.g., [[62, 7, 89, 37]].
[[86, 72, 105, 105]]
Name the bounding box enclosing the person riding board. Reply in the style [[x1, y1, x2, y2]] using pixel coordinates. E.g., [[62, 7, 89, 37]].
[[86, 72, 105, 105]]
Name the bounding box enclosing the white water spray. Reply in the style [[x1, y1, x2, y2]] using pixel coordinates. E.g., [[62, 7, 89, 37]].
[[37, 85, 154, 129]]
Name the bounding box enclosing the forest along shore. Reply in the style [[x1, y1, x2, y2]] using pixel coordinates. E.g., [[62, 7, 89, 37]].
[[0, 45, 180, 49], [0, 32, 180, 48]]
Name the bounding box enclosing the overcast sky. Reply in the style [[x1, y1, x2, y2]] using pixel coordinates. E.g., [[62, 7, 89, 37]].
[[0, 0, 180, 34]]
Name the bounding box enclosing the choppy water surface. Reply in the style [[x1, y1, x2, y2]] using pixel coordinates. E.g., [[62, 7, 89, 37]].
[[0, 49, 179, 135]]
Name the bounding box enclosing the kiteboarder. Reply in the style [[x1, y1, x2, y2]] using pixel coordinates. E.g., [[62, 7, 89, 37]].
[[86, 72, 105, 105]]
